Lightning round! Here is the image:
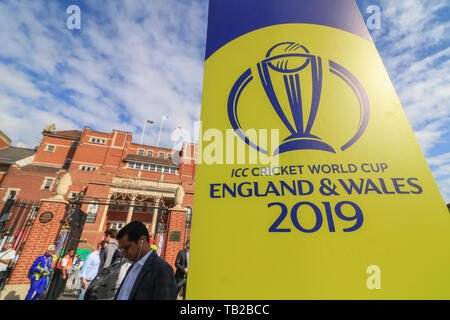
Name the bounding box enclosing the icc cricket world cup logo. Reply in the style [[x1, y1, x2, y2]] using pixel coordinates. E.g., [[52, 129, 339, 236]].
[[228, 42, 371, 155]]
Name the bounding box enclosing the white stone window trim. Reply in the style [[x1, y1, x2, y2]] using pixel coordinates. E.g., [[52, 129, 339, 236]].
[[89, 137, 106, 144], [41, 177, 55, 191], [80, 165, 98, 172], [109, 221, 125, 230], [127, 161, 177, 174], [45, 144, 55, 152], [2, 188, 20, 201]]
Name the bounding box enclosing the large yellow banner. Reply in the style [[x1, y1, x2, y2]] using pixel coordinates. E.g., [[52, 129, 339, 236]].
[[188, 0, 450, 299]]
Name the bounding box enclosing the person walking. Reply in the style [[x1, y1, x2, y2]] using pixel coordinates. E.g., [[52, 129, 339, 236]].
[[24, 245, 55, 300], [98, 229, 120, 274], [0, 242, 17, 291], [66, 254, 83, 293], [175, 240, 190, 300], [115, 221, 177, 300], [78, 243, 101, 300]]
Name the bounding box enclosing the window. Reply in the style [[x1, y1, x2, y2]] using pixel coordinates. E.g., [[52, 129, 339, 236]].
[[2, 188, 20, 202], [163, 166, 170, 173], [143, 164, 149, 171], [156, 165, 163, 172], [64, 158, 72, 168], [138, 149, 145, 155], [43, 178, 54, 190], [109, 222, 125, 230], [7, 190, 17, 200], [147, 150, 153, 157], [185, 207, 192, 228], [149, 164, 156, 171], [81, 166, 97, 172], [46, 145, 55, 152], [169, 168, 176, 174], [90, 137, 106, 144], [86, 201, 100, 224], [167, 153, 172, 161], [128, 162, 135, 169], [135, 163, 142, 170], [71, 141, 78, 148], [158, 152, 165, 159]]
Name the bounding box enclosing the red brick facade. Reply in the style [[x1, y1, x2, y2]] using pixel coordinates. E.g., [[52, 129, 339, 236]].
[[7, 200, 67, 285], [0, 126, 196, 286]]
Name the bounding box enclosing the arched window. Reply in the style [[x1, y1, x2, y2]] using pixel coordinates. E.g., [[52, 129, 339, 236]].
[[185, 207, 192, 228]]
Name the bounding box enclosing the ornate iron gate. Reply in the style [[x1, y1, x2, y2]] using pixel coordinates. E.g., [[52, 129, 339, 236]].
[[0, 199, 40, 291], [43, 200, 87, 300]]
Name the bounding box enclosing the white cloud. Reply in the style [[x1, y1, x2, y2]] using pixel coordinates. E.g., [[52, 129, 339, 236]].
[[0, 0, 208, 149], [361, 0, 450, 202]]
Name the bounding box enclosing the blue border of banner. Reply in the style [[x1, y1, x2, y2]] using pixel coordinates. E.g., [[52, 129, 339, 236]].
[[205, 0, 373, 60]]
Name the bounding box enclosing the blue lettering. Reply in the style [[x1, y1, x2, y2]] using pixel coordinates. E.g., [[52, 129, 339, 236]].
[[223, 183, 237, 198], [210, 184, 221, 198], [297, 180, 314, 195], [252, 167, 260, 177], [365, 179, 382, 194], [264, 181, 281, 196], [280, 181, 297, 196], [378, 178, 395, 194], [407, 178, 423, 194], [338, 179, 364, 194], [392, 178, 410, 194], [260, 167, 268, 176], [253, 182, 265, 196], [237, 182, 252, 197]]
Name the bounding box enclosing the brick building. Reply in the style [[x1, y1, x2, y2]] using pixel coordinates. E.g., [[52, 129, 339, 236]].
[[0, 125, 196, 299]]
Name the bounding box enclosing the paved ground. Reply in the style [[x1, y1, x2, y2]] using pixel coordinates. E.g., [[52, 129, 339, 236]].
[[56, 289, 184, 300]]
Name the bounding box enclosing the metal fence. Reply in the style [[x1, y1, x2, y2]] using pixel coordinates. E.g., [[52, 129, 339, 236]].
[[0, 199, 40, 291]]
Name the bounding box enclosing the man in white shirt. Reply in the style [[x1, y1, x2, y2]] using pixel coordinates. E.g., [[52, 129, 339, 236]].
[[78, 243, 101, 300], [115, 221, 177, 300]]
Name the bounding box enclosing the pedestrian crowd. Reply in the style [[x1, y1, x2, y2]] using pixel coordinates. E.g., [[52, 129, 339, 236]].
[[0, 220, 190, 300]]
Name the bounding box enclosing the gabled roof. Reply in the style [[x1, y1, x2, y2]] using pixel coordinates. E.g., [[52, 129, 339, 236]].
[[44, 130, 82, 140], [21, 164, 60, 173], [0, 146, 35, 164]]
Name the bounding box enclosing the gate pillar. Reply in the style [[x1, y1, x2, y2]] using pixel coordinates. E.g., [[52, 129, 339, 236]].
[[163, 208, 187, 271], [0, 199, 68, 299]]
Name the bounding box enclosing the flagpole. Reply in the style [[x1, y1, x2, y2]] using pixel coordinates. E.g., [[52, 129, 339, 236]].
[[156, 118, 164, 147], [140, 120, 153, 145]]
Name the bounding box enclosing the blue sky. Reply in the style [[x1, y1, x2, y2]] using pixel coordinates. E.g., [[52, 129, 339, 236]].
[[0, 0, 448, 202]]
